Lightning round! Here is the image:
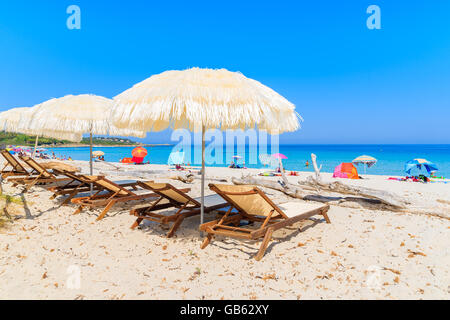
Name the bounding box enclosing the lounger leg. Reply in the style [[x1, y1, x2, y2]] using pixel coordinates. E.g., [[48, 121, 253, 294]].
[[73, 205, 84, 215], [96, 200, 116, 221], [167, 215, 186, 238], [200, 234, 213, 249], [255, 227, 274, 261], [131, 217, 144, 229], [24, 173, 44, 192], [321, 209, 331, 224], [61, 188, 81, 206]]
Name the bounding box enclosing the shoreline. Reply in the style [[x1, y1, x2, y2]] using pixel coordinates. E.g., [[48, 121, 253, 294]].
[[37, 143, 174, 148]]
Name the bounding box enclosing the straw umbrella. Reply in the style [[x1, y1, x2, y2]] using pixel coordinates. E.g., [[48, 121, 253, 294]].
[[0, 107, 82, 157], [26, 94, 146, 176], [352, 155, 377, 174], [111, 67, 301, 233], [92, 150, 105, 158]]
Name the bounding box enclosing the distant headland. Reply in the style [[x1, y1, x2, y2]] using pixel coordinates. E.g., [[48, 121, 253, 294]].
[[0, 132, 173, 148]]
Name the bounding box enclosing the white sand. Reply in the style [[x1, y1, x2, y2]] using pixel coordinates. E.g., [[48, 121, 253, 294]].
[[0, 160, 449, 299]]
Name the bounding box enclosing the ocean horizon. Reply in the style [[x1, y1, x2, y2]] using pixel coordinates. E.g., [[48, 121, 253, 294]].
[[45, 144, 450, 178]]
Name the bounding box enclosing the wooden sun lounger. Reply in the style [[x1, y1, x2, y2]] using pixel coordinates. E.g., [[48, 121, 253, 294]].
[[8, 156, 71, 192], [0, 150, 29, 178], [70, 176, 160, 221], [130, 181, 228, 237], [199, 184, 331, 261], [47, 170, 140, 205]]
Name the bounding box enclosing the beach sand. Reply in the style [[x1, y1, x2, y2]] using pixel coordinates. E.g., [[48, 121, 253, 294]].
[[0, 160, 449, 299]]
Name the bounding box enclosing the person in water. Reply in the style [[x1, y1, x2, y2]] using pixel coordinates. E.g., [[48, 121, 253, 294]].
[[305, 160, 309, 167]]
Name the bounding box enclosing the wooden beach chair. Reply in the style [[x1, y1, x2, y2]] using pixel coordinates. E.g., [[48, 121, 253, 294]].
[[0, 150, 29, 178], [70, 176, 160, 221], [200, 184, 331, 261], [130, 181, 228, 237], [8, 156, 71, 192], [47, 170, 140, 205]]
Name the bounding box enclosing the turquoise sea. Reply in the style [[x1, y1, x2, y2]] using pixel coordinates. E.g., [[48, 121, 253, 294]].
[[49, 144, 450, 178]]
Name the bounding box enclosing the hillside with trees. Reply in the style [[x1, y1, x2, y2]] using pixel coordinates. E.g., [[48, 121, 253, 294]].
[[0, 132, 140, 146]]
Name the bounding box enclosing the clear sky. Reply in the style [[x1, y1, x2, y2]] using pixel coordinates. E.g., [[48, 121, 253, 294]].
[[0, 1, 449, 144]]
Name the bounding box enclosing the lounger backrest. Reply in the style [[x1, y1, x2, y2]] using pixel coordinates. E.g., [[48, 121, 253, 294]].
[[1, 150, 27, 172], [58, 171, 86, 184], [139, 181, 198, 205], [84, 175, 131, 196], [211, 184, 286, 218], [21, 156, 53, 178]]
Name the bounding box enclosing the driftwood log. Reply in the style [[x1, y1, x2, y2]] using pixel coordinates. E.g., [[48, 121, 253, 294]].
[[305, 153, 406, 208], [231, 175, 406, 209], [311, 153, 322, 182], [231, 152, 407, 209], [298, 177, 406, 208], [169, 172, 194, 183]]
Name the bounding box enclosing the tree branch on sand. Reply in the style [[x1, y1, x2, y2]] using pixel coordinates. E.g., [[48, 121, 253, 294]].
[[169, 172, 194, 183]]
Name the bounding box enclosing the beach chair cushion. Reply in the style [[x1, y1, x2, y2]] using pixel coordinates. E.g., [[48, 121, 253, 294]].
[[193, 194, 226, 207], [212, 184, 275, 217], [84, 176, 130, 195], [277, 201, 328, 218], [141, 181, 193, 204]]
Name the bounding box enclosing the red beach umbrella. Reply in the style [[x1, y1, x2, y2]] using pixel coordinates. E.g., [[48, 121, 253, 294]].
[[132, 147, 147, 158]]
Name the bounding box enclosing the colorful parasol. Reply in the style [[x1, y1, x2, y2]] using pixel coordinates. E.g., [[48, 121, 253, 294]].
[[405, 158, 438, 175], [132, 147, 147, 158]]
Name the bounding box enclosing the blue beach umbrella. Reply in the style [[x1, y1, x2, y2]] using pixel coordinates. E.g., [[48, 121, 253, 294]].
[[404, 158, 438, 175]]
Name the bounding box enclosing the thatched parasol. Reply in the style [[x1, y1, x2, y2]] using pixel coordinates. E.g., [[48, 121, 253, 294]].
[[111, 67, 301, 234], [0, 107, 82, 157], [26, 94, 146, 176]]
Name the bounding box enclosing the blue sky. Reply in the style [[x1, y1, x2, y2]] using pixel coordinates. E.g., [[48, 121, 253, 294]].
[[0, 0, 449, 144]]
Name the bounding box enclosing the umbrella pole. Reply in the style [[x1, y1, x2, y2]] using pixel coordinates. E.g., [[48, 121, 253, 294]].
[[200, 125, 205, 237], [32, 136, 39, 159], [89, 131, 93, 193]]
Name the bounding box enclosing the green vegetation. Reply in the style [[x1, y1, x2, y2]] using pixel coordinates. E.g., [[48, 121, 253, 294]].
[[0, 132, 68, 146], [0, 193, 23, 205], [0, 192, 23, 229], [80, 136, 139, 146], [0, 132, 139, 146]]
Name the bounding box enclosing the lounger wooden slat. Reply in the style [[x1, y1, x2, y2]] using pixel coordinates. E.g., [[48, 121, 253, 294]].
[[47, 170, 139, 205], [199, 184, 331, 261], [7, 156, 71, 191], [0, 150, 29, 178], [70, 176, 160, 221], [130, 181, 229, 237]]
